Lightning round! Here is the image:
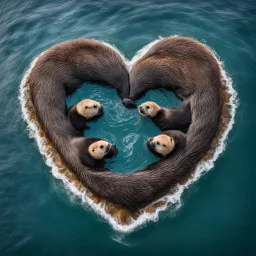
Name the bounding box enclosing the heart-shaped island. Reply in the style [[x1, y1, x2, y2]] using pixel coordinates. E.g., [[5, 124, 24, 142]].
[[20, 36, 237, 232]]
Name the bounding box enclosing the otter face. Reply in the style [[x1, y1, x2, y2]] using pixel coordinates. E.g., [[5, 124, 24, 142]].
[[76, 99, 103, 119], [88, 140, 118, 160], [138, 102, 161, 118], [147, 134, 175, 157]]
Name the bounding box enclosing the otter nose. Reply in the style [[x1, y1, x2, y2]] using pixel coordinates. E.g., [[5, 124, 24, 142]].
[[110, 144, 118, 157], [150, 141, 156, 149], [113, 145, 118, 156], [139, 106, 145, 114], [98, 105, 104, 114]]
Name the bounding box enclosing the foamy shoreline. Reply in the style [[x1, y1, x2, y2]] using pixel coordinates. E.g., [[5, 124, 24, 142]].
[[19, 37, 238, 233]]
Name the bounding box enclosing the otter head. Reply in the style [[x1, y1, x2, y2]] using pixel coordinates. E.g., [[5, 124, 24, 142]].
[[76, 99, 103, 120], [146, 134, 175, 157], [138, 102, 161, 118], [88, 140, 118, 160]]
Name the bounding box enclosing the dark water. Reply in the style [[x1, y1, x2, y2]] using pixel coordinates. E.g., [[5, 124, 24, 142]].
[[0, 0, 255, 255]]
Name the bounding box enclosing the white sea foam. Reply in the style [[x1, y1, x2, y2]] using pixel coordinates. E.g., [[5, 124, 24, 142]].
[[19, 36, 238, 233]]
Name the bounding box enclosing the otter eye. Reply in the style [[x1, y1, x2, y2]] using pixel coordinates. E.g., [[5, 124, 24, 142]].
[[100, 145, 104, 149], [163, 144, 166, 147], [156, 141, 160, 145], [85, 106, 88, 109], [92, 149, 95, 152], [146, 106, 150, 109], [93, 105, 97, 108]]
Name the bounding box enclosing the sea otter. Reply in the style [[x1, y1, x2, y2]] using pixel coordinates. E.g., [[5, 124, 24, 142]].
[[138, 100, 191, 132], [72, 138, 118, 168], [28, 37, 221, 211], [68, 99, 104, 133], [146, 130, 187, 157]]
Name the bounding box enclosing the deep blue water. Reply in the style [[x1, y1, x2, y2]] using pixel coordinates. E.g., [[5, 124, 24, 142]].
[[0, 0, 256, 255]]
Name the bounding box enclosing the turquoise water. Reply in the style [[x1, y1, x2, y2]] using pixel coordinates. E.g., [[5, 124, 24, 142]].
[[66, 84, 180, 173], [0, 0, 255, 255]]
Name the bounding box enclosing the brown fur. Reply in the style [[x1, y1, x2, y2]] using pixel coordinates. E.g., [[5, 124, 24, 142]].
[[147, 130, 187, 157], [88, 140, 114, 160], [68, 99, 103, 133], [29, 37, 221, 211], [139, 100, 191, 132], [71, 138, 118, 168], [147, 134, 175, 157]]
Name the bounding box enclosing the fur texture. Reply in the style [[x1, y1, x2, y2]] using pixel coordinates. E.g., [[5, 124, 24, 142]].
[[139, 100, 191, 132], [147, 134, 175, 157], [68, 99, 103, 133], [147, 130, 187, 157], [71, 138, 118, 168]]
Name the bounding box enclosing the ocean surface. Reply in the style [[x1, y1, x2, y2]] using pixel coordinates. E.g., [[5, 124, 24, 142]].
[[0, 0, 255, 255]]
